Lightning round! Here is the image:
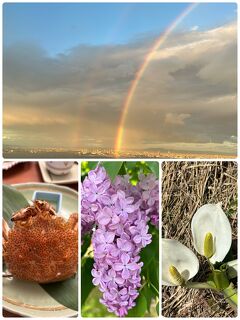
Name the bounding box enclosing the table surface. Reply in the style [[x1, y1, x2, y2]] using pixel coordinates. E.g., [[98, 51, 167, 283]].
[[3, 161, 78, 317], [3, 162, 78, 191]]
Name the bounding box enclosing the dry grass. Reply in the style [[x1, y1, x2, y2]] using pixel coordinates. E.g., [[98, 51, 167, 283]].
[[162, 161, 237, 318]]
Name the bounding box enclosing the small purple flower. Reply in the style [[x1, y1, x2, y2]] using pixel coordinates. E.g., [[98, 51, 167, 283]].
[[131, 223, 152, 247], [114, 191, 136, 215], [117, 237, 133, 252], [103, 269, 125, 286], [88, 166, 107, 184], [91, 268, 105, 286], [85, 180, 111, 204], [96, 207, 120, 226], [138, 173, 159, 227], [118, 307, 128, 317], [142, 189, 158, 206], [94, 230, 115, 254], [103, 287, 118, 301], [113, 253, 139, 279], [139, 173, 157, 190]]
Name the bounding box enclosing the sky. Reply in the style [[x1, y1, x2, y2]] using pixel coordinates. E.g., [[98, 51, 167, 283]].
[[3, 3, 237, 155]]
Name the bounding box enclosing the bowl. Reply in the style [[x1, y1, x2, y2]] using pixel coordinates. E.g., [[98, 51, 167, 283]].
[[32, 191, 62, 213]]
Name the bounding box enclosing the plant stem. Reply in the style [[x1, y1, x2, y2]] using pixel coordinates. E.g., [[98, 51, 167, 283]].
[[139, 280, 147, 292], [223, 284, 238, 310], [212, 269, 230, 290], [184, 281, 216, 290], [186, 281, 237, 311], [150, 282, 159, 295], [207, 258, 214, 271]]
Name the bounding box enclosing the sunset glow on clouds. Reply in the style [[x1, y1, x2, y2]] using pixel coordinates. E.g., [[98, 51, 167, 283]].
[[3, 3, 237, 155]]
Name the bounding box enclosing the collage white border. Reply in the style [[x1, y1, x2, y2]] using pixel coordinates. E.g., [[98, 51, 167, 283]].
[[0, 0, 239, 319]]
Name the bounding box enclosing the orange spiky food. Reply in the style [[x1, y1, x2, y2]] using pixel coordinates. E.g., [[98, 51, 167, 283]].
[[3, 201, 78, 283]]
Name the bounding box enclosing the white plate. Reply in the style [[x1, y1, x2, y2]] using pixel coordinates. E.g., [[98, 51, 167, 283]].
[[3, 183, 78, 317], [39, 162, 78, 184]]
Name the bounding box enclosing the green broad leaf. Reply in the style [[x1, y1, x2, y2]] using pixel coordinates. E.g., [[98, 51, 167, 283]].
[[142, 284, 154, 312], [227, 266, 238, 280], [118, 162, 127, 175], [223, 283, 238, 310], [141, 233, 159, 270], [3, 184, 29, 226], [141, 233, 159, 298], [81, 257, 94, 306], [207, 274, 217, 289], [3, 184, 79, 311], [141, 162, 153, 175], [156, 301, 159, 315], [101, 162, 123, 181], [127, 291, 147, 317], [82, 287, 112, 317], [148, 262, 159, 296], [41, 275, 78, 311], [87, 161, 99, 170], [125, 162, 137, 170], [207, 280, 216, 289], [212, 269, 230, 290], [81, 234, 91, 257], [146, 162, 159, 179]]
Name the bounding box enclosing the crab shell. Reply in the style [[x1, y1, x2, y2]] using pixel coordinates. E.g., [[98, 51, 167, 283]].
[[3, 200, 78, 283]]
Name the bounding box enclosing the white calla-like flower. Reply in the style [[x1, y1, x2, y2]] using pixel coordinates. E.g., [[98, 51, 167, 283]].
[[162, 238, 199, 286], [191, 203, 232, 264]]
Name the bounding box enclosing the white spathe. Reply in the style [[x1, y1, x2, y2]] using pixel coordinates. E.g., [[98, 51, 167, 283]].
[[162, 238, 199, 286], [191, 203, 232, 264]]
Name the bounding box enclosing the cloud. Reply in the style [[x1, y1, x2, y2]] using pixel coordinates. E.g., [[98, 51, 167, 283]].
[[3, 21, 237, 154], [164, 113, 191, 126], [191, 25, 199, 31]]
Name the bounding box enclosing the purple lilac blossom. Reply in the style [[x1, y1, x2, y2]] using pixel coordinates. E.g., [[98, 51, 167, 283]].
[[114, 173, 159, 227], [81, 166, 112, 239], [81, 165, 159, 316], [138, 173, 159, 227]]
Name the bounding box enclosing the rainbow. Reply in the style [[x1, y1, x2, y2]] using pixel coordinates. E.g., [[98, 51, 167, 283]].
[[114, 3, 198, 157]]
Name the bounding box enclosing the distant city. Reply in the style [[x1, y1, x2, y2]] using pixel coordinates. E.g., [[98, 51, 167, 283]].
[[3, 145, 236, 159]]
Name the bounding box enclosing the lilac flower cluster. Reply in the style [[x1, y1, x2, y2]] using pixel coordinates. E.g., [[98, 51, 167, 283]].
[[81, 165, 159, 316], [81, 166, 112, 239], [138, 173, 159, 227], [114, 173, 159, 228]]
